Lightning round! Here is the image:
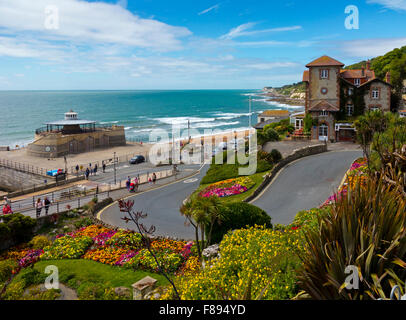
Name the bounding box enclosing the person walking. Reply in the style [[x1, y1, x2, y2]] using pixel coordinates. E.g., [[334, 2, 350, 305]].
[[3, 196, 11, 210], [152, 172, 157, 184], [2, 203, 12, 215], [43, 197, 51, 216], [85, 167, 90, 180], [35, 198, 43, 218], [102, 162, 106, 173], [134, 176, 139, 192], [126, 176, 131, 191], [75, 164, 79, 175], [94, 164, 98, 175]]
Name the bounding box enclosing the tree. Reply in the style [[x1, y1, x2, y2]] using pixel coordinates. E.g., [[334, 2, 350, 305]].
[[180, 196, 224, 257]]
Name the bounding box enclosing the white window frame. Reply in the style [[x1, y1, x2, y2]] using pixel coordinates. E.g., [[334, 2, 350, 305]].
[[354, 78, 361, 86], [320, 110, 328, 116], [320, 69, 329, 79], [319, 124, 328, 139], [348, 87, 353, 95], [372, 88, 380, 99], [370, 106, 380, 111], [295, 119, 303, 129], [346, 104, 354, 116]]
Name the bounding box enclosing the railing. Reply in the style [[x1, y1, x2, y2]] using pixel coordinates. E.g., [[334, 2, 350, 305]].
[[35, 124, 121, 135], [0, 158, 49, 177], [7, 167, 174, 215]]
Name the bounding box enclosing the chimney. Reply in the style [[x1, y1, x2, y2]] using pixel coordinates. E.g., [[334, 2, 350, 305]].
[[385, 71, 391, 84], [366, 59, 371, 71]]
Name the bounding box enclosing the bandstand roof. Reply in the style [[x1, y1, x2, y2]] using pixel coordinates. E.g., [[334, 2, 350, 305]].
[[44, 119, 96, 126]]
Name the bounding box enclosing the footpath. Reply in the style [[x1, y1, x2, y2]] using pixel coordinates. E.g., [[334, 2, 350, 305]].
[[16, 167, 199, 219]]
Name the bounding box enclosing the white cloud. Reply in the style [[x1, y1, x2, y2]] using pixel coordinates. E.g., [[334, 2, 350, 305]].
[[220, 22, 302, 40], [244, 62, 300, 70], [198, 3, 221, 15], [0, 0, 191, 51], [367, 0, 406, 11], [340, 37, 406, 57]]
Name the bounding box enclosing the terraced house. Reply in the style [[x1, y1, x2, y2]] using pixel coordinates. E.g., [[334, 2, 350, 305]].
[[302, 55, 392, 142]]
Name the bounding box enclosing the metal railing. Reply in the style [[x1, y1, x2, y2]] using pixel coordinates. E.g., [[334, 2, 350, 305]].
[[0, 158, 49, 177], [8, 167, 174, 215]]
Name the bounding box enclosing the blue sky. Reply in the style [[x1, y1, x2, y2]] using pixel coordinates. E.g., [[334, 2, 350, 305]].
[[0, 0, 405, 90]]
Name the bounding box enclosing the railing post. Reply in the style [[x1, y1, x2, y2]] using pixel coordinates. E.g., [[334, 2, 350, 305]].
[[57, 202, 59, 213]]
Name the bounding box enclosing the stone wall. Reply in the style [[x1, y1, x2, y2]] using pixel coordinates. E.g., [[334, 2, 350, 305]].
[[0, 167, 48, 192], [244, 143, 328, 202]]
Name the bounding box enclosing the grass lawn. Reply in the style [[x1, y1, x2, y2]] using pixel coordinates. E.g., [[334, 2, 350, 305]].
[[31, 259, 169, 289], [192, 170, 269, 204]]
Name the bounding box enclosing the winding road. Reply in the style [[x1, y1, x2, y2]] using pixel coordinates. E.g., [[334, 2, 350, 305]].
[[250, 150, 363, 225], [98, 165, 209, 240], [98, 150, 362, 239]]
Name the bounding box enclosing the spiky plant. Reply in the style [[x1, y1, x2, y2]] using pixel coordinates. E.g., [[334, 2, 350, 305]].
[[297, 175, 406, 300]]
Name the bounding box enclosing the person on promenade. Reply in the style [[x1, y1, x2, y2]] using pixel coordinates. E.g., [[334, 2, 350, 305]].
[[126, 176, 131, 191], [94, 164, 98, 175], [102, 162, 106, 173], [85, 167, 90, 180], [75, 164, 79, 175], [134, 176, 139, 192], [2, 203, 13, 215], [35, 198, 43, 218], [43, 197, 51, 216], [148, 177, 152, 185], [152, 172, 157, 184]]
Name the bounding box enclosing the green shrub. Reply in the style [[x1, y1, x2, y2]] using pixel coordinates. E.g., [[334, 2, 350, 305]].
[[74, 217, 93, 229], [207, 202, 272, 244], [0, 259, 18, 283], [269, 149, 282, 163], [21, 268, 46, 287], [258, 128, 279, 145], [0, 213, 36, 246], [29, 235, 52, 250]]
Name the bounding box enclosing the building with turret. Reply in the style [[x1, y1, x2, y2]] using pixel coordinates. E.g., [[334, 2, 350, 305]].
[[301, 55, 392, 142]]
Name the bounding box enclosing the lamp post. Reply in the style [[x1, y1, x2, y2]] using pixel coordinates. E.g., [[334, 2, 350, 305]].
[[113, 152, 117, 185]]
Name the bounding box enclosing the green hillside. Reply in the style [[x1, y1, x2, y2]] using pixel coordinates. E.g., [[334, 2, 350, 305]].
[[346, 46, 406, 92]]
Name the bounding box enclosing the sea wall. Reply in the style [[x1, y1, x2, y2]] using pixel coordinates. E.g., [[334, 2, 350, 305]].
[[0, 167, 47, 192], [245, 143, 328, 202]]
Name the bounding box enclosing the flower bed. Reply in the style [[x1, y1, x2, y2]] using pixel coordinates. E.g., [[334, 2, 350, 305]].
[[41, 235, 93, 260], [199, 177, 255, 198]]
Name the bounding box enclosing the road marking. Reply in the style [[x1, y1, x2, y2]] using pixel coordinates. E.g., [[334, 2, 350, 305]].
[[184, 178, 198, 183], [97, 164, 206, 221]]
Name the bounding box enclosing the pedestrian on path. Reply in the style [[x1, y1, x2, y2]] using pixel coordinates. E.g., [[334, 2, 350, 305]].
[[134, 177, 139, 191], [148, 177, 152, 185], [75, 164, 79, 175], [102, 162, 106, 173], [85, 167, 90, 180], [94, 164, 98, 175], [152, 172, 157, 184], [35, 198, 43, 218], [2, 203, 13, 215], [43, 197, 51, 216], [126, 176, 131, 190]]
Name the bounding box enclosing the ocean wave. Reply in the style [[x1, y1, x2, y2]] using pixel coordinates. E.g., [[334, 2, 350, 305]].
[[192, 121, 240, 129], [212, 112, 252, 120], [124, 127, 132, 130], [156, 116, 216, 125], [100, 120, 119, 124]]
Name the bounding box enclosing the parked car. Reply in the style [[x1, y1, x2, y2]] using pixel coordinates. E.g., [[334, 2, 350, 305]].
[[129, 155, 145, 164]]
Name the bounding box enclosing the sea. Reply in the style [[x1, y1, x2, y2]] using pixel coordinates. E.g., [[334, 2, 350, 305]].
[[0, 90, 304, 148]]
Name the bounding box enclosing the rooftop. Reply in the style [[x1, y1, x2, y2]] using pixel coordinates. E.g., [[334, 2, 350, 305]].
[[306, 55, 345, 68], [259, 110, 290, 117]]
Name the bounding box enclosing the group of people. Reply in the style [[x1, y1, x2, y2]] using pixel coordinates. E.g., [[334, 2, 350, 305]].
[[35, 197, 51, 218], [75, 162, 107, 180], [2, 196, 13, 215], [126, 176, 139, 192]]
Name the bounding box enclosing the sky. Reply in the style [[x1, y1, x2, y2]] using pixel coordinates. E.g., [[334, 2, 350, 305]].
[[0, 0, 405, 90]]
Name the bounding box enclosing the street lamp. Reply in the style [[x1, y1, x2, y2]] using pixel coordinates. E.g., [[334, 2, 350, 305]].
[[113, 152, 117, 185]]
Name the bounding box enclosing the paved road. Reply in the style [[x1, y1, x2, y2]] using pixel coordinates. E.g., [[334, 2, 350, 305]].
[[99, 165, 209, 240], [251, 150, 363, 225]]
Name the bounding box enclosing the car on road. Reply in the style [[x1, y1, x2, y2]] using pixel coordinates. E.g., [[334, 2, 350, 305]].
[[129, 155, 145, 164]]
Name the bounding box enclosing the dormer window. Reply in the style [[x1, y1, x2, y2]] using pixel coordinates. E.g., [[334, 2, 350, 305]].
[[320, 110, 328, 116], [354, 79, 361, 86], [372, 88, 380, 99], [320, 69, 329, 79]]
